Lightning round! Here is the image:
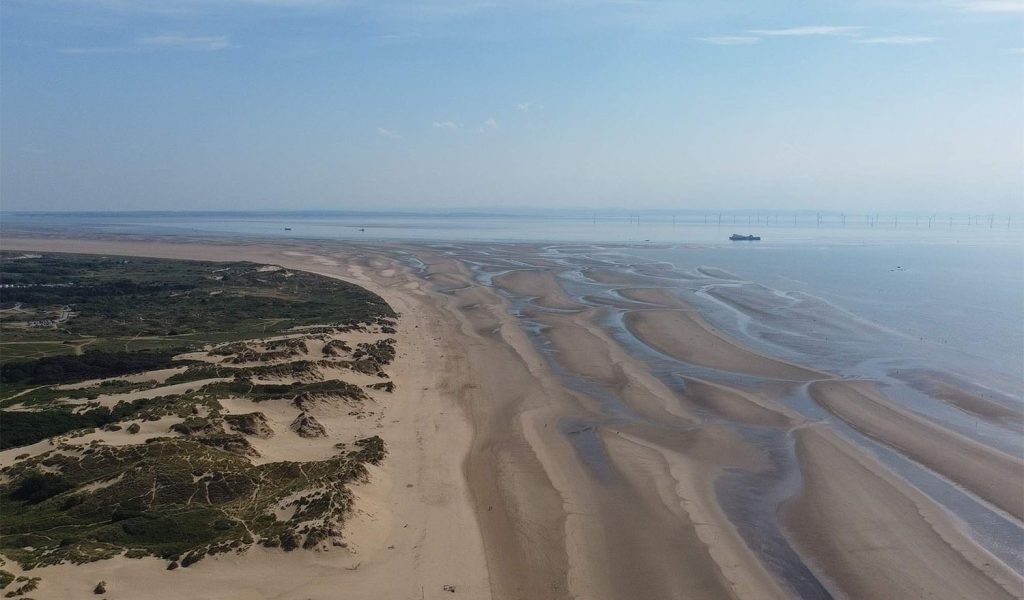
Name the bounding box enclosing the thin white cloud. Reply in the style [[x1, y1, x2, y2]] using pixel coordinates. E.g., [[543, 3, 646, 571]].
[[58, 35, 230, 54], [854, 36, 937, 45], [695, 36, 760, 45], [57, 46, 136, 55], [377, 127, 402, 139], [517, 101, 543, 112], [957, 0, 1024, 12], [749, 25, 863, 37], [484, 118, 498, 130], [137, 35, 232, 51], [1008, 47, 1024, 54], [432, 121, 459, 129]]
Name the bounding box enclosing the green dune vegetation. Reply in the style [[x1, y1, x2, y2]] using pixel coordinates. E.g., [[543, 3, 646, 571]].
[[1, 435, 386, 568], [0, 251, 392, 364], [0, 251, 398, 571]]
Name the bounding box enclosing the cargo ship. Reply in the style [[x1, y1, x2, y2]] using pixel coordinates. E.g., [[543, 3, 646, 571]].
[[729, 234, 761, 241]]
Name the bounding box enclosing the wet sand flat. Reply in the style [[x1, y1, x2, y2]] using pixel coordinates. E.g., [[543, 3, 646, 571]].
[[492, 269, 582, 310], [896, 369, 1024, 430], [781, 428, 1020, 600], [810, 380, 1024, 521], [624, 309, 823, 380]]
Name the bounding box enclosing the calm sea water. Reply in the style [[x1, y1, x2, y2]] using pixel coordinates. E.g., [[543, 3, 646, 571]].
[[630, 242, 1024, 382], [4, 210, 1022, 246], [3, 210, 1022, 385]]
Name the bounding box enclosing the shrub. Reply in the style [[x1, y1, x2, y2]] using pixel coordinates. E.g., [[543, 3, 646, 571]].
[[9, 473, 73, 505]]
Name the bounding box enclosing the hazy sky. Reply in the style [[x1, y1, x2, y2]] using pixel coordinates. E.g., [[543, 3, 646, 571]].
[[1, 1, 1022, 213]]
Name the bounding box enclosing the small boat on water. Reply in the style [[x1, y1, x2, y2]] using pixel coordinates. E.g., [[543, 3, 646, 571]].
[[729, 233, 761, 241], [283, 227, 292, 231]]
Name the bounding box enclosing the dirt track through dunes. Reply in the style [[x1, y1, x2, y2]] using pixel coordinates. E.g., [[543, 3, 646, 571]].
[[781, 428, 1022, 600], [810, 380, 1024, 521]]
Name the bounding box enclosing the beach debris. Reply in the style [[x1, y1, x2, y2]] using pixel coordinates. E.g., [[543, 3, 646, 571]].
[[93, 580, 106, 594], [443, 584, 457, 593]]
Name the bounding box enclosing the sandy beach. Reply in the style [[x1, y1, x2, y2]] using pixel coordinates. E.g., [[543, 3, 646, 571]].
[[1, 235, 1021, 600]]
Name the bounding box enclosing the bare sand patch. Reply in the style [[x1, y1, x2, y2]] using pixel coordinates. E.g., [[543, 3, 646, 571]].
[[56, 366, 189, 389], [61, 378, 229, 409]]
